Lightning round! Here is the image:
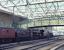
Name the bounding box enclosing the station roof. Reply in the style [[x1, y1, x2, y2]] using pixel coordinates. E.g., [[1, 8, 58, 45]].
[[0, 9, 27, 19], [0, 0, 64, 19]]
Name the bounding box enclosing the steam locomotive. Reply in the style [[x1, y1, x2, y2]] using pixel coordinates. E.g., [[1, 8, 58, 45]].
[[0, 27, 53, 44]]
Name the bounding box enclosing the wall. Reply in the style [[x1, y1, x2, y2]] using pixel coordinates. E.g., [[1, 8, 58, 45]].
[[0, 12, 13, 27], [0, 11, 27, 28]]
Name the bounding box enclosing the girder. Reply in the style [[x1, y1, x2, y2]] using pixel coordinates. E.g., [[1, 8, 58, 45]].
[[0, 0, 64, 19]]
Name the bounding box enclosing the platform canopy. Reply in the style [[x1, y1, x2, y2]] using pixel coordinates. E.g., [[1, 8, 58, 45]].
[[0, 0, 64, 19]]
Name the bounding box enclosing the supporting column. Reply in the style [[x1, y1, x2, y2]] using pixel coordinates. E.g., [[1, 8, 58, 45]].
[[12, 7, 18, 28]]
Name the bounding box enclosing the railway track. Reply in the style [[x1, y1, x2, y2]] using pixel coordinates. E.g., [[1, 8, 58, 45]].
[[21, 41, 64, 50], [22, 40, 63, 50], [37, 40, 64, 50], [3, 39, 60, 50], [0, 39, 45, 50], [0, 39, 54, 50], [0, 38, 63, 50]]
